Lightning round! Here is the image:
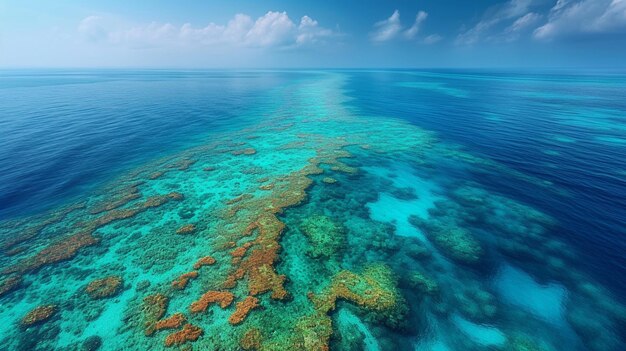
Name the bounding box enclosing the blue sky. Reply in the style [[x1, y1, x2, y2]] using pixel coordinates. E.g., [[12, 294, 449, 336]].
[[1, 0, 626, 68]]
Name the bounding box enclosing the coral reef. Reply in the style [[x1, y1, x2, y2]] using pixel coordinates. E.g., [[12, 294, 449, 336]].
[[1, 202, 85, 251], [155, 313, 186, 331], [143, 293, 169, 336], [309, 264, 402, 314], [81, 336, 102, 351], [232, 148, 257, 156], [408, 271, 439, 296], [176, 224, 196, 235], [193, 256, 216, 270], [240, 328, 263, 350], [89, 186, 141, 214], [171, 271, 198, 290], [300, 215, 345, 258], [409, 215, 483, 264], [0, 274, 21, 298], [85, 275, 123, 299], [164, 323, 203, 347], [21, 304, 58, 327], [4, 232, 100, 274], [228, 296, 260, 325], [190, 290, 234, 313], [322, 177, 337, 184]]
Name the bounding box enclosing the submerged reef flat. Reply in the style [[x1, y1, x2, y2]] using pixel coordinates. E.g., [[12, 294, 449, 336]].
[[0, 73, 624, 351]]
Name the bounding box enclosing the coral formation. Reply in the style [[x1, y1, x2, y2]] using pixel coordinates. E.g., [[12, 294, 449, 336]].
[[228, 296, 260, 325], [232, 148, 257, 156], [309, 264, 401, 314], [190, 290, 234, 313], [408, 271, 439, 295], [143, 293, 169, 336], [0, 275, 21, 298], [322, 177, 337, 184], [21, 304, 58, 327], [240, 328, 263, 350], [164, 323, 203, 347], [300, 215, 345, 258], [155, 313, 186, 331], [193, 256, 216, 270], [171, 271, 198, 290], [176, 224, 196, 235], [409, 215, 483, 264], [85, 275, 123, 299]]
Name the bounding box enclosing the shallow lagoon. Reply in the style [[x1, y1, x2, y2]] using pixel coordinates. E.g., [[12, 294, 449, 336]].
[[0, 70, 625, 350]]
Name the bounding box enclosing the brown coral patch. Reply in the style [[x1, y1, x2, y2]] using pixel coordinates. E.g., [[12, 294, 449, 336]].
[[229, 296, 260, 325], [148, 171, 164, 180], [164, 323, 203, 347], [226, 194, 254, 205], [171, 271, 198, 290], [189, 290, 234, 313], [143, 293, 168, 336], [240, 328, 263, 350], [176, 224, 196, 235], [259, 183, 275, 191], [173, 159, 196, 171], [155, 312, 186, 331], [90, 186, 141, 214], [0, 275, 22, 298], [3, 232, 100, 275], [85, 275, 123, 299], [21, 304, 57, 327], [2, 202, 85, 251], [232, 148, 257, 156], [192, 256, 216, 270]]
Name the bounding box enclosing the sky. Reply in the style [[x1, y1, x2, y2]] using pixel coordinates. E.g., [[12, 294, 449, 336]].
[[1, 0, 626, 68]]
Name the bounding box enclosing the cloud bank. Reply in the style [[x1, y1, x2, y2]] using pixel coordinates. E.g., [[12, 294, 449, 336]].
[[534, 0, 626, 39], [78, 11, 336, 49], [370, 10, 439, 44]]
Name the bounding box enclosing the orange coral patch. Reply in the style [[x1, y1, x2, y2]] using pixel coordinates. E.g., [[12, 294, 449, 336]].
[[155, 313, 186, 331], [229, 296, 260, 325], [164, 323, 203, 347], [189, 290, 234, 313], [171, 271, 198, 290], [193, 256, 216, 270]]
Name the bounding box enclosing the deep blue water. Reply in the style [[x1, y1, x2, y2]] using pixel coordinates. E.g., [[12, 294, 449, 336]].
[[342, 70, 626, 297], [1, 69, 625, 295]]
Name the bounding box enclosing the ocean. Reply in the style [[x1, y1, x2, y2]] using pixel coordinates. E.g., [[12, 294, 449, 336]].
[[0, 69, 624, 350]]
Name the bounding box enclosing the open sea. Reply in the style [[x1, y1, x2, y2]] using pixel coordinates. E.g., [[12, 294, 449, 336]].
[[0, 69, 624, 351]]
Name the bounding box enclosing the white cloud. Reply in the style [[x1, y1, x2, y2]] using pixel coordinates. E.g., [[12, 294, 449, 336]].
[[456, 0, 536, 44], [503, 12, 542, 41], [296, 15, 334, 45], [371, 10, 402, 42], [78, 11, 336, 49], [404, 11, 428, 39], [370, 9, 439, 44], [534, 0, 626, 39], [423, 34, 443, 44]]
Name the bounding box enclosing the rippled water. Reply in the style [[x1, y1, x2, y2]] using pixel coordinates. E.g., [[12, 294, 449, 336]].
[[0, 70, 624, 351]]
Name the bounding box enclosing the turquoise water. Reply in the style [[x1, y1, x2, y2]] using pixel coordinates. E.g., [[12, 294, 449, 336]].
[[0, 70, 624, 350]]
